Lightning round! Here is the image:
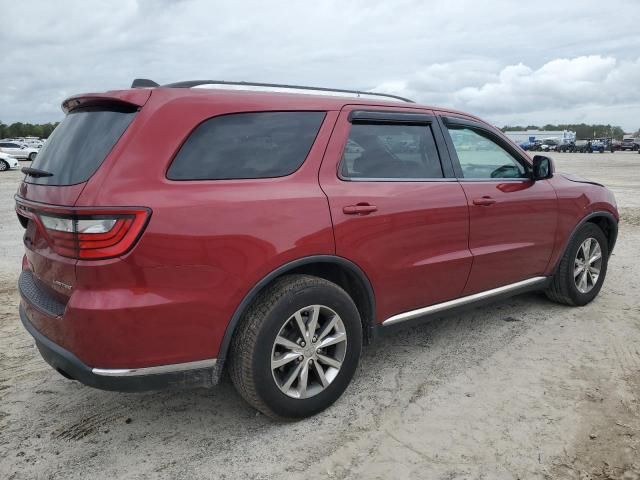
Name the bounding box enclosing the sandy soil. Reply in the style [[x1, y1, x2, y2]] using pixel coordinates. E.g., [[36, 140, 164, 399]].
[[1, 152, 639, 479]]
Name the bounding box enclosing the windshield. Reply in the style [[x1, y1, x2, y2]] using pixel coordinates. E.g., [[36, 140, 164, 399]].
[[27, 105, 136, 186]]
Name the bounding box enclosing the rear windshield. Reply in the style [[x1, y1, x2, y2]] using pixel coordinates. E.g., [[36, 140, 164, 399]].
[[27, 105, 136, 185], [167, 111, 325, 180]]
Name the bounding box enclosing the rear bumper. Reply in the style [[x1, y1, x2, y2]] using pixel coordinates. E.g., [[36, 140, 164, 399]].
[[20, 304, 221, 392]]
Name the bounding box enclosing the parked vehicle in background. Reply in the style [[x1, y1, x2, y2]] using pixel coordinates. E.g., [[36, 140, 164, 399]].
[[571, 139, 609, 153], [591, 140, 606, 153], [540, 139, 560, 152], [23, 139, 44, 149], [591, 138, 616, 153], [621, 138, 639, 151], [558, 142, 575, 153], [571, 140, 589, 153], [0, 152, 20, 171], [1, 137, 45, 149], [528, 140, 544, 151], [0, 141, 38, 160], [16, 79, 619, 419]]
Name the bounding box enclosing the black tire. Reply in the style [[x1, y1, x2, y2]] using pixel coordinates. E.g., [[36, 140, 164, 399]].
[[28, 152, 37, 161], [0, 160, 8, 172], [229, 274, 362, 419], [545, 223, 609, 306]]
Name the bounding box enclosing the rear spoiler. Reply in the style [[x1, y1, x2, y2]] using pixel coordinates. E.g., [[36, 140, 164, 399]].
[[61, 89, 152, 114]]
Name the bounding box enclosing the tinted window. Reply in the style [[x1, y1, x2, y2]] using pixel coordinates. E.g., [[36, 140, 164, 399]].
[[167, 112, 325, 180], [340, 123, 443, 179], [28, 105, 136, 185], [448, 127, 527, 179]]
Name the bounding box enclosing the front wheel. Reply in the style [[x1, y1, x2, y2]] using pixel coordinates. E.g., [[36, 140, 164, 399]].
[[0, 160, 8, 171], [28, 152, 37, 161], [546, 223, 609, 306], [229, 275, 362, 419]]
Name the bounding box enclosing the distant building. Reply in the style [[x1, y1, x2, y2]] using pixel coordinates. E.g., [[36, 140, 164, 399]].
[[504, 130, 576, 145]]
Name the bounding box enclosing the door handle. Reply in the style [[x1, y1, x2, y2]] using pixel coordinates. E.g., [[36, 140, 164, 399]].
[[343, 203, 378, 215], [472, 196, 496, 206]]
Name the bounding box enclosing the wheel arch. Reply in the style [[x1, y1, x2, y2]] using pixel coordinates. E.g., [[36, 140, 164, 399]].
[[552, 211, 618, 274], [216, 255, 376, 367], [587, 213, 618, 253]]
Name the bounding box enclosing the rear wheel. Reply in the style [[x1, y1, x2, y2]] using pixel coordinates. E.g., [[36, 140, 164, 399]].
[[28, 152, 37, 161], [229, 274, 362, 419], [546, 223, 609, 306], [0, 160, 8, 171]]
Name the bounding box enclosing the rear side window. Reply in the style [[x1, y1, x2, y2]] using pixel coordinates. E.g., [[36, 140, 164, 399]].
[[28, 105, 136, 185], [167, 112, 325, 180], [340, 123, 443, 179]]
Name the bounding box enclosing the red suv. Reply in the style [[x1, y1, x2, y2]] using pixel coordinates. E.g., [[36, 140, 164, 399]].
[[17, 80, 618, 419]]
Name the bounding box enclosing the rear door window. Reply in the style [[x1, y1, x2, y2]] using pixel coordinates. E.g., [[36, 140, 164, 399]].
[[27, 105, 137, 186], [167, 111, 325, 180], [340, 123, 444, 179]]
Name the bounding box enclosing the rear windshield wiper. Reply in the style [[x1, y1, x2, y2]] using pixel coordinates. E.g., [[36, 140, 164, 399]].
[[22, 167, 54, 178]]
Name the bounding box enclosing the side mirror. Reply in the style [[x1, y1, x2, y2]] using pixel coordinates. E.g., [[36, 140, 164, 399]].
[[532, 155, 554, 180]]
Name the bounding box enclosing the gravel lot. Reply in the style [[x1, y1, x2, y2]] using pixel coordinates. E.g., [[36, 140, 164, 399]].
[[1, 152, 639, 479]]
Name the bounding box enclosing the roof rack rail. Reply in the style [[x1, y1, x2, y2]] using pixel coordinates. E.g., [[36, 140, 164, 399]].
[[160, 79, 415, 103]]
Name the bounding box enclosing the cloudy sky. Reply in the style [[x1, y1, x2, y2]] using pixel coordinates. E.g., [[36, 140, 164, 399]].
[[2, 0, 640, 130]]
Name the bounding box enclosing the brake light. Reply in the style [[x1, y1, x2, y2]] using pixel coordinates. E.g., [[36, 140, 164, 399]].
[[36, 209, 150, 260]]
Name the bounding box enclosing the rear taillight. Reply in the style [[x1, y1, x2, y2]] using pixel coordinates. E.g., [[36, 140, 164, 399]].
[[16, 199, 150, 260], [38, 211, 149, 259]]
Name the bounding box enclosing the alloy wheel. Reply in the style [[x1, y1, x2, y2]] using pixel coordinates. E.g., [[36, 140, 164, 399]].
[[271, 305, 347, 399], [574, 237, 602, 293]]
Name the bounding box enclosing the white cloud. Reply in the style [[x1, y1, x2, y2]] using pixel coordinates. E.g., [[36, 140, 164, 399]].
[[373, 56, 640, 128], [1, 0, 639, 129]]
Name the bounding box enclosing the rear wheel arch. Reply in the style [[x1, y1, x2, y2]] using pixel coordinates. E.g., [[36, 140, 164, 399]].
[[217, 255, 376, 367]]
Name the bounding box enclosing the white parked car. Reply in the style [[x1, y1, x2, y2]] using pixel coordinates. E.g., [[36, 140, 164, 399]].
[[0, 141, 38, 161], [0, 152, 20, 171]]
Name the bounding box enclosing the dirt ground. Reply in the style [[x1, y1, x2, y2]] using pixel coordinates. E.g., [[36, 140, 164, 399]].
[[1, 152, 639, 480]]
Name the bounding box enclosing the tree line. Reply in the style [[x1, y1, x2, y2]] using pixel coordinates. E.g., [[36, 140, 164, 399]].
[[500, 123, 638, 140], [0, 121, 60, 140]]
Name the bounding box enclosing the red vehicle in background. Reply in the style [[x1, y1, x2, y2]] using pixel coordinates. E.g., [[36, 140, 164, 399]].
[[17, 80, 618, 419]]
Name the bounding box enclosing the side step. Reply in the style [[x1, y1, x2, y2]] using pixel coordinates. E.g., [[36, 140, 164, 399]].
[[382, 276, 548, 327]]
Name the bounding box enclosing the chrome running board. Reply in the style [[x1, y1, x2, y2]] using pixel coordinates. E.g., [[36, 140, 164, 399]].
[[382, 277, 547, 327], [92, 358, 217, 377]]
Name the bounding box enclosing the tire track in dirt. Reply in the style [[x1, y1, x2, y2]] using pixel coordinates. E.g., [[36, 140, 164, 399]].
[[52, 408, 126, 441]]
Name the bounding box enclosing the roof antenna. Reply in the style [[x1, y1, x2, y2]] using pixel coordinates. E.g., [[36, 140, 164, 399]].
[[131, 78, 159, 88]]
